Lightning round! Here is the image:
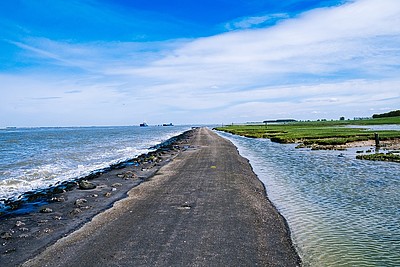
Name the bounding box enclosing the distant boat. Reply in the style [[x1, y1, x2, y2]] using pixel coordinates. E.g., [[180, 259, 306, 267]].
[[162, 123, 173, 126], [140, 122, 148, 127]]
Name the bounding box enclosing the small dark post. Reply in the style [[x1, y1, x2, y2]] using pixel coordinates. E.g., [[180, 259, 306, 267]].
[[374, 132, 380, 147]]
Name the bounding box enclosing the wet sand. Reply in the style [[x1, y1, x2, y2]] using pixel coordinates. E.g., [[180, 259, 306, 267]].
[[2, 128, 300, 266], [343, 138, 400, 150]]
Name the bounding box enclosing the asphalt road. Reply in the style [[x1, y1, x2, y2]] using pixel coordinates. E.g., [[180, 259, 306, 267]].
[[23, 128, 300, 267]]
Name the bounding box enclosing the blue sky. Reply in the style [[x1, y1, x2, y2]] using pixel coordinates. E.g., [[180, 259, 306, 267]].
[[1, 0, 399, 126]]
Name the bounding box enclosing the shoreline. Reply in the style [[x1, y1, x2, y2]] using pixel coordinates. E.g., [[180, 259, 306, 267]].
[[1, 128, 301, 266], [0, 130, 194, 266], [214, 118, 400, 156], [0, 130, 190, 216]]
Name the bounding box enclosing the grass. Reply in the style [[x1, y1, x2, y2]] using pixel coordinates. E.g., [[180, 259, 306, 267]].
[[215, 117, 400, 146], [356, 153, 400, 163]]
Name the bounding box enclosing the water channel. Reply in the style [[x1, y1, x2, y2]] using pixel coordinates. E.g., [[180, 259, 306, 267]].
[[217, 131, 400, 267]]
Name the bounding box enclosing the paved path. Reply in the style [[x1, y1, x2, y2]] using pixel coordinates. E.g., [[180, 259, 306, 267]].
[[24, 128, 300, 266]]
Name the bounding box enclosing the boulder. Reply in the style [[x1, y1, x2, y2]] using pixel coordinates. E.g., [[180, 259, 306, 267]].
[[78, 180, 96, 190], [74, 198, 88, 207], [40, 207, 53, 213], [1, 231, 12, 240], [70, 208, 82, 216], [15, 221, 25, 227]]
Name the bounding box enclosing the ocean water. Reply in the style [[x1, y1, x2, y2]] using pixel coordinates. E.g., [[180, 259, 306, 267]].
[[0, 126, 190, 205], [217, 131, 400, 267]]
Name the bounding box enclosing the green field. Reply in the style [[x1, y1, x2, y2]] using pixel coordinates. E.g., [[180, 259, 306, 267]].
[[215, 117, 400, 146]]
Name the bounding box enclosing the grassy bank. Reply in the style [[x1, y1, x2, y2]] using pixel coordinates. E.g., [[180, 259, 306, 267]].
[[356, 153, 400, 163], [215, 117, 400, 146]]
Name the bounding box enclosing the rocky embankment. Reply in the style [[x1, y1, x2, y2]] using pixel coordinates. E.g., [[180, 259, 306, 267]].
[[0, 130, 194, 266]]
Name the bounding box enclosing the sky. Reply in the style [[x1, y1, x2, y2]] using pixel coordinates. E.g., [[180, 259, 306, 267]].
[[1, 0, 399, 127]]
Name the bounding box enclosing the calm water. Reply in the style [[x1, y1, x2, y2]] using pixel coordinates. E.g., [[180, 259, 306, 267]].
[[346, 124, 400, 131], [218, 131, 400, 267], [0, 126, 190, 204]]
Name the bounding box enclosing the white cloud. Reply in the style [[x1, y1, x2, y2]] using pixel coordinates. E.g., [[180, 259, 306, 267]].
[[2, 0, 400, 126], [225, 13, 289, 30], [151, 0, 400, 74]]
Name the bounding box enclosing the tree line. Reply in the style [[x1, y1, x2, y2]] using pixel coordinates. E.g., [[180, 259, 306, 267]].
[[372, 110, 400, 118]]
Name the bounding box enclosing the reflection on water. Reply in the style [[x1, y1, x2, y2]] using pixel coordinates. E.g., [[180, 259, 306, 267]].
[[218, 131, 400, 267], [346, 124, 400, 131]]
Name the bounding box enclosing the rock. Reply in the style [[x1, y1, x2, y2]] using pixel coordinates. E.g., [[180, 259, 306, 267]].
[[79, 180, 96, 190], [104, 192, 112, 197], [1, 232, 12, 240], [117, 171, 136, 179], [40, 207, 53, 213], [147, 155, 156, 162], [70, 208, 82, 216], [295, 143, 306, 149], [74, 198, 88, 207], [15, 221, 25, 227], [51, 196, 66, 202]]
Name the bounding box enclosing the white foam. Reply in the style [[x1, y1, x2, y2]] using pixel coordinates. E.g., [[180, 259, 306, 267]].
[[0, 126, 191, 202]]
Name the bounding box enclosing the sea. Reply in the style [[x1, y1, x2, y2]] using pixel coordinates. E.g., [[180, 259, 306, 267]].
[[0, 125, 191, 207], [218, 131, 400, 267], [1, 125, 399, 266]]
